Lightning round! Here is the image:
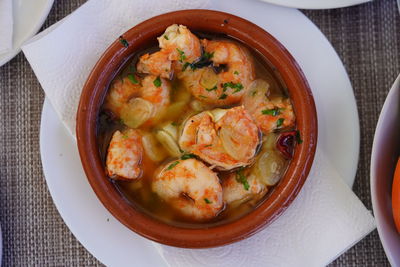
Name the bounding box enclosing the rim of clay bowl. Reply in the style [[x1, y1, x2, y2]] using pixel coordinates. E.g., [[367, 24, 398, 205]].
[[76, 9, 317, 248]]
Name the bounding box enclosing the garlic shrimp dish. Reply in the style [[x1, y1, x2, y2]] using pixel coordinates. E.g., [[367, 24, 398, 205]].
[[97, 24, 302, 227]]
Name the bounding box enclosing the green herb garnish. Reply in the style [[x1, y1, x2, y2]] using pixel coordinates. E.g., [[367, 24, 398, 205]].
[[251, 90, 257, 97], [176, 48, 186, 62], [127, 74, 139, 84], [296, 130, 303, 144], [181, 153, 197, 160], [182, 62, 190, 71], [205, 85, 217, 92], [119, 36, 129, 48], [222, 82, 244, 93], [199, 95, 208, 99], [181, 52, 214, 71], [153, 76, 162, 87], [167, 161, 180, 170], [204, 198, 212, 204], [276, 118, 285, 127], [236, 168, 250, 191], [122, 135, 129, 139], [171, 122, 178, 126], [262, 108, 283, 116], [203, 52, 214, 59], [234, 71, 239, 75], [219, 93, 228, 100], [204, 144, 212, 148], [164, 35, 169, 40]]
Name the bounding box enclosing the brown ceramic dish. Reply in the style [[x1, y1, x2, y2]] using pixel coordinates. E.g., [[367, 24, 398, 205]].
[[76, 9, 317, 248]]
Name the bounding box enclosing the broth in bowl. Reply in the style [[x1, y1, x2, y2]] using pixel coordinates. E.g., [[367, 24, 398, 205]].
[[97, 24, 300, 227]]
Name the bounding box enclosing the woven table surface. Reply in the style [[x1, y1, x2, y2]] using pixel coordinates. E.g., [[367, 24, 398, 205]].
[[0, 0, 399, 265]]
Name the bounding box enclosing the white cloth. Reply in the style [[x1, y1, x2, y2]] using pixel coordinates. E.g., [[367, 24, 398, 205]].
[[0, 0, 13, 54], [22, 0, 376, 266]]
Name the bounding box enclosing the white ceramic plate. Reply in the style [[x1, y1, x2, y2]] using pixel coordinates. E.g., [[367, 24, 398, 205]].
[[257, 0, 371, 9], [40, 0, 359, 265], [371, 74, 400, 266], [0, 0, 54, 67]]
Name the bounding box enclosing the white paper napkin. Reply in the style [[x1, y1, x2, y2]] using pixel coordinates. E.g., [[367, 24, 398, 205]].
[[22, 0, 210, 137], [155, 147, 375, 266], [0, 0, 13, 55], [22, 0, 376, 266]]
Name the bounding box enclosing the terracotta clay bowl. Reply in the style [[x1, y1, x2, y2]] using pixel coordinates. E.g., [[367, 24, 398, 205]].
[[76, 9, 317, 248]]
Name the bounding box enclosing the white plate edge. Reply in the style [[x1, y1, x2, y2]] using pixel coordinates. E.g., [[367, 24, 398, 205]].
[[257, 0, 372, 10], [370, 73, 400, 267]]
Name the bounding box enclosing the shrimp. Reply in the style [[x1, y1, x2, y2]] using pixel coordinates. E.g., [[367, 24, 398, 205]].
[[152, 158, 223, 221], [179, 39, 255, 105], [179, 106, 260, 170], [137, 24, 202, 79], [243, 79, 295, 133], [106, 129, 143, 181], [222, 170, 267, 205], [104, 74, 171, 128]]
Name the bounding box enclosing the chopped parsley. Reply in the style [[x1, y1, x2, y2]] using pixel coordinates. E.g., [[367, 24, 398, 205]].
[[234, 71, 239, 75], [222, 82, 244, 93], [251, 90, 257, 97], [181, 51, 215, 71], [122, 134, 129, 139], [204, 144, 212, 148], [127, 74, 139, 84], [205, 85, 217, 92], [182, 62, 190, 71], [199, 95, 208, 99], [296, 130, 303, 144], [153, 76, 162, 87], [176, 48, 186, 62], [119, 36, 129, 48], [219, 93, 228, 100], [164, 35, 169, 40], [262, 108, 284, 116], [180, 153, 197, 160], [203, 52, 214, 59], [167, 161, 180, 170], [204, 198, 212, 204], [276, 118, 285, 127], [236, 168, 250, 191]]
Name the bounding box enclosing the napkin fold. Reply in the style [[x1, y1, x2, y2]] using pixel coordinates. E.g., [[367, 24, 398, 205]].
[[23, 0, 376, 266], [0, 0, 13, 54], [155, 148, 375, 266]]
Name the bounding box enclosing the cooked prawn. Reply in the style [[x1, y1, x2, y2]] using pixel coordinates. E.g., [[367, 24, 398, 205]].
[[179, 106, 260, 170], [106, 129, 143, 180], [152, 158, 223, 221], [243, 79, 295, 133], [137, 24, 201, 79], [222, 170, 267, 205], [179, 39, 255, 105], [104, 74, 171, 128]]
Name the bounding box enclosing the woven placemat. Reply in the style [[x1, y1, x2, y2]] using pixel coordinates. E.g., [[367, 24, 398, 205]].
[[0, 0, 399, 265]]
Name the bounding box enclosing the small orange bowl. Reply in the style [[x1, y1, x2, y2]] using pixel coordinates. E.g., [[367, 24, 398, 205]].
[[76, 9, 317, 248]]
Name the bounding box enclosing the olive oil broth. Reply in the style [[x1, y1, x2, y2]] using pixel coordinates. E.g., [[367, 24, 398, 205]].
[[97, 34, 295, 228]]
